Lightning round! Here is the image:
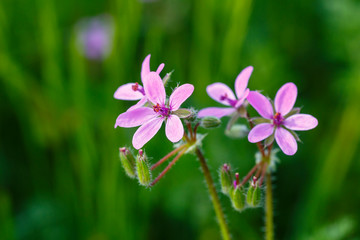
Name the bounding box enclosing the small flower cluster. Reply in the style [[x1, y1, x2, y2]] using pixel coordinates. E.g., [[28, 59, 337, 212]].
[[114, 54, 194, 149], [114, 55, 318, 217]]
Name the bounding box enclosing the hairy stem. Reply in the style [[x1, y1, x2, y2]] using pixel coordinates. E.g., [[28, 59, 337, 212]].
[[151, 144, 187, 170], [195, 147, 231, 240], [150, 149, 187, 187], [265, 172, 274, 240]]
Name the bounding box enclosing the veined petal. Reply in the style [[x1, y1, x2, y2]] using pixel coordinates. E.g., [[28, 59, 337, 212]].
[[275, 82, 297, 116], [275, 127, 297, 155], [235, 66, 253, 99], [284, 114, 318, 131], [127, 97, 147, 111], [206, 83, 236, 106], [198, 107, 235, 118], [247, 91, 274, 119], [140, 54, 151, 82], [114, 83, 143, 100], [132, 118, 163, 149], [156, 63, 165, 74], [169, 84, 194, 111], [165, 115, 184, 142], [248, 123, 274, 143], [235, 88, 250, 108], [115, 107, 156, 128], [143, 72, 166, 105]]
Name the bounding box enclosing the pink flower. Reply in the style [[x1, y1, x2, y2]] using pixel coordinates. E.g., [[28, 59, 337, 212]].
[[113, 54, 165, 111], [115, 72, 194, 149], [247, 82, 318, 156], [197, 66, 253, 118]]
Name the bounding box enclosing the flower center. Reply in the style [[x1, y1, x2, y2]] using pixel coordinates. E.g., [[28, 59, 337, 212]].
[[131, 82, 145, 95], [153, 103, 171, 117], [220, 93, 237, 107], [273, 112, 284, 126]]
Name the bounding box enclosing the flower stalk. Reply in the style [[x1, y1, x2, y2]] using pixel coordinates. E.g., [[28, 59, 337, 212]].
[[195, 147, 232, 240]]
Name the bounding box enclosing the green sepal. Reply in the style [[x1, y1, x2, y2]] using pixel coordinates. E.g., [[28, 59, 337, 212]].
[[173, 108, 192, 118], [136, 153, 152, 187], [162, 70, 174, 86], [284, 107, 301, 118], [119, 148, 136, 178], [251, 117, 272, 125], [231, 186, 246, 211], [219, 164, 233, 195]]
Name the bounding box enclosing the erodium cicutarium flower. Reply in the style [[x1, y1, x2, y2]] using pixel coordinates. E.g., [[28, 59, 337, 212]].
[[113, 54, 165, 111], [115, 72, 194, 149], [197, 66, 253, 118], [247, 82, 318, 155]]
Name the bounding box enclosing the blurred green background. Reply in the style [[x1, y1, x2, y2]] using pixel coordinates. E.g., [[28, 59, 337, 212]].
[[1, 0, 360, 239]]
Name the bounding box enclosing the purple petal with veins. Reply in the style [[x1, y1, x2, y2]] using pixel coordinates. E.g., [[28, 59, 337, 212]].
[[275, 127, 297, 155], [165, 115, 184, 142], [235, 66, 253, 99], [169, 84, 194, 111], [132, 117, 163, 149], [198, 107, 235, 118], [284, 114, 318, 131], [274, 82, 297, 116], [247, 91, 274, 119]]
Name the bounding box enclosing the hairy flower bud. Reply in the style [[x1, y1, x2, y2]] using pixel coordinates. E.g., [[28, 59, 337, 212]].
[[219, 164, 233, 195], [231, 185, 246, 211], [246, 177, 261, 207], [119, 147, 136, 178], [201, 116, 221, 129], [225, 124, 249, 139], [136, 150, 152, 186]]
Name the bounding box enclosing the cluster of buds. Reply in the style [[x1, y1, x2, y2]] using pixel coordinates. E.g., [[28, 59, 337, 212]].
[[219, 164, 262, 212], [119, 147, 152, 187]]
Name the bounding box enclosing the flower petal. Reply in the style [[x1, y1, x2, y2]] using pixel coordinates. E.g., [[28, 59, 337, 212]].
[[284, 114, 318, 131], [248, 123, 274, 143], [235, 88, 250, 108], [197, 107, 235, 118], [113, 83, 143, 100], [247, 91, 274, 119], [115, 107, 156, 128], [206, 83, 236, 106], [156, 63, 165, 74], [132, 118, 163, 149], [235, 66, 253, 99], [143, 72, 166, 105], [274, 82, 297, 116], [275, 127, 297, 155], [165, 115, 184, 142], [140, 54, 151, 82], [127, 97, 147, 111], [169, 84, 194, 111]]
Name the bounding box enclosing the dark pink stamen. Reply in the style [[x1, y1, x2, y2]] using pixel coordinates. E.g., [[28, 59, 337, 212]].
[[220, 93, 237, 107], [131, 82, 145, 95], [153, 103, 171, 117], [273, 112, 284, 126]]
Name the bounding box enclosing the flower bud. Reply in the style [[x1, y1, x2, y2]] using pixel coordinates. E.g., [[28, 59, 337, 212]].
[[136, 150, 152, 187], [200, 116, 221, 129], [246, 177, 261, 207], [225, 124, 248, 139], [219, 164, 233, 195], [119, 147, 136, 178], [231, 185, 246, 211]]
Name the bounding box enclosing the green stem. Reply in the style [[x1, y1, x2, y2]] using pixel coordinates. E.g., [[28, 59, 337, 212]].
[[195, 147, 232, 240], [265, 172, 274, 240]]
